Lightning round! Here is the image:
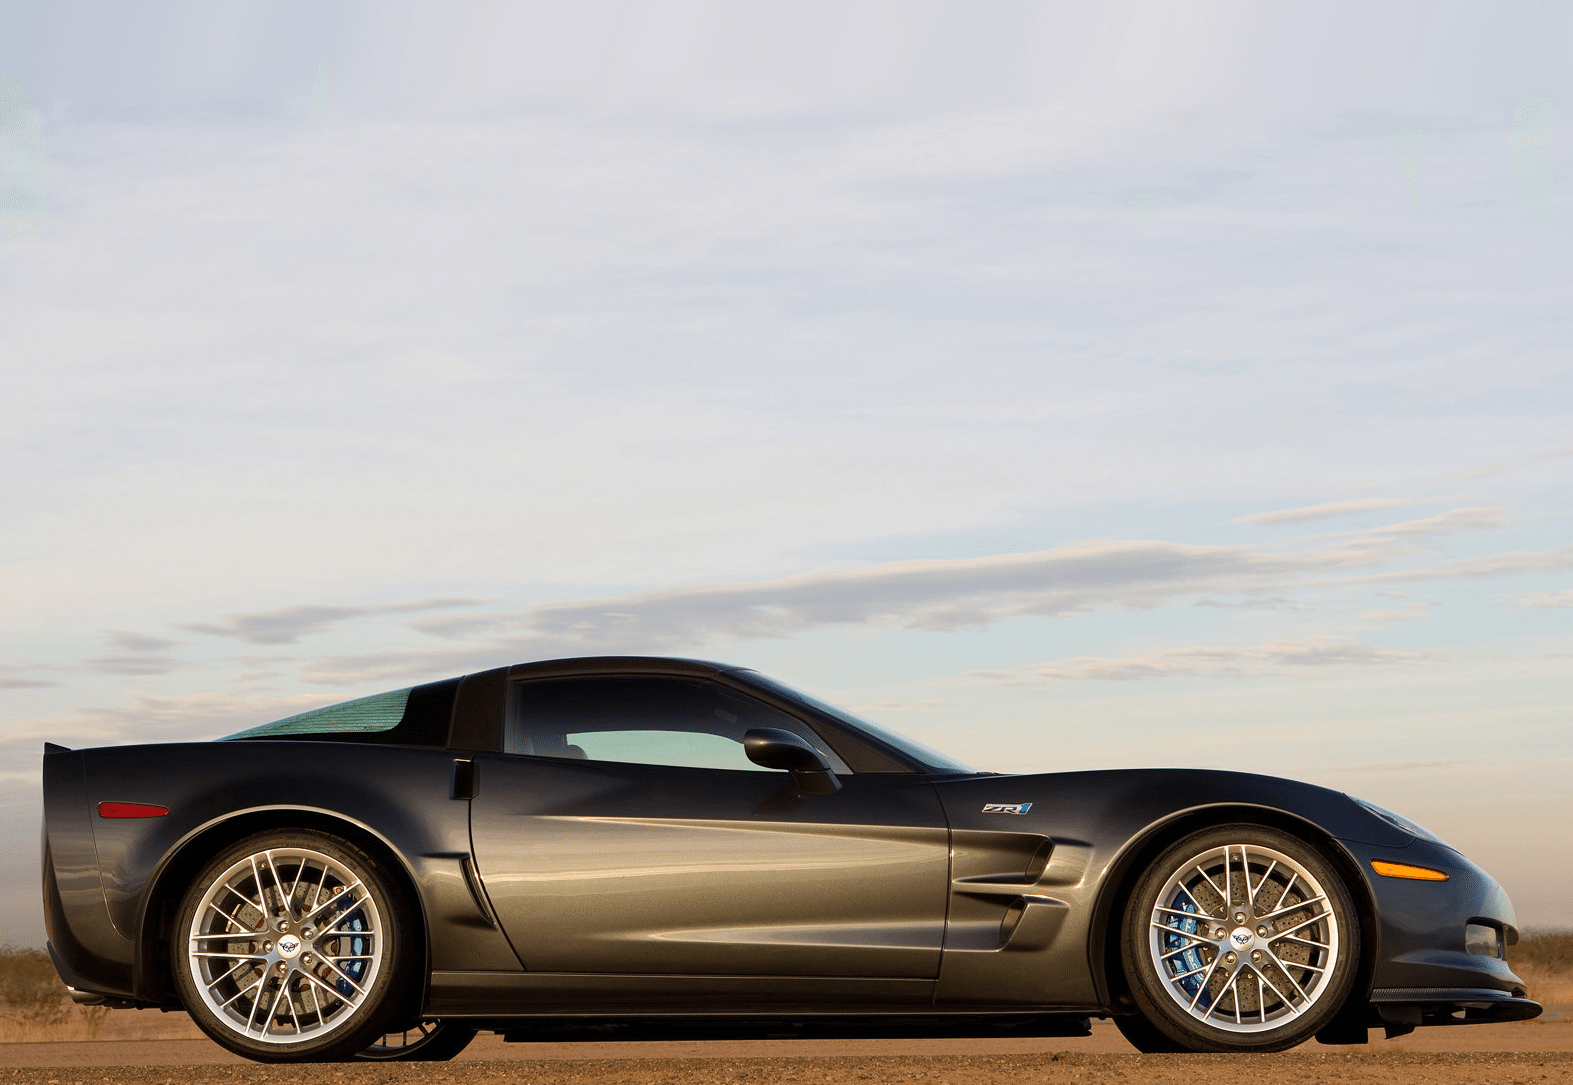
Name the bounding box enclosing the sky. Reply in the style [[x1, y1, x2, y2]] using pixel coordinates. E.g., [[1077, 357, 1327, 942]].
[[0, 1, 1570, 948]]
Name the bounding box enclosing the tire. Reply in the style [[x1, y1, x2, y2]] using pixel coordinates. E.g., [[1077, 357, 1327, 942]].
[[355, 1020, 479, 1061], [171, 829, 415, 1062], [1113, 1012, 1188, 1053], [1119, 824, 1360, 1053]]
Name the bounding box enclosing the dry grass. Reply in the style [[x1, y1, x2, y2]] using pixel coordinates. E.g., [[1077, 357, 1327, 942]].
[[0, 946, 201, 1043], [1510, 929, 1573, 1006]]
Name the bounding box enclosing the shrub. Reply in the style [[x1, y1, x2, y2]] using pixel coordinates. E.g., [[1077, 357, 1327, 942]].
[[0, 945, 71, 1027]]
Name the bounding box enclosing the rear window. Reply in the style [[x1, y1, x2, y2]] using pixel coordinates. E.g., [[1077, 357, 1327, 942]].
[[223, 688, 414, 740]]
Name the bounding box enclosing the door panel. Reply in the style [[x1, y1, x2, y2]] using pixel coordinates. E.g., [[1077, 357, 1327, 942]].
[[469, 753, 949, 979]]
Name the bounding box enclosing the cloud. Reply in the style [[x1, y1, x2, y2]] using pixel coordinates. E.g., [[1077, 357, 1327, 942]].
[[1333, 759, 1470, 773], [0, 664, 58, 690], [83, 654, 189, 676], [83, 629, 189, 675], [1505, 589, 1573, 609], [292, 528, 1560, 686], [1360, 601, 1437, 625], [32, 690, 340, 746], [103, 631, 178, 653], [408, 538, 1388, 648], [1341, 545, 1573, 586], [182, 597, 486, 645], [1235, 498, 1417, 526], [299, 647, 514, 687], [970, 637, 1434, 683], [1354, 507, 1508, 539]]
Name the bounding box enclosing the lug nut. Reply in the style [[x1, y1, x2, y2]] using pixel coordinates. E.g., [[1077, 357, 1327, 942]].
[[1258, 926, 1268, 937], [1224, 952, 1237, 964], [1215, 927, 1227, 938], [1251, 951, 1261, 962], [302, 928, 313, 939], [263, 941, 273, 952], [275, 962, 287, 974], [302, 954, 313, 966], [1234, 913, 1246, 924]]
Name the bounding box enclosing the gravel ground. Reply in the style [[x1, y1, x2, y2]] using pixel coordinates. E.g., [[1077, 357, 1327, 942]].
[[2, 1052, 1572, 1085], [3, 1014, 1569, 1084]]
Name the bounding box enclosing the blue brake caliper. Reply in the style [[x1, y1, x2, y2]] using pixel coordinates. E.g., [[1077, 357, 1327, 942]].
[[336, 911, 367, 998], [1163, 887, 1211, 1008]]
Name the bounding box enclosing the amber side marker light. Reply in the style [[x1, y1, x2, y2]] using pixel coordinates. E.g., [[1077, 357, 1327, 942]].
[[1371, 859, 1449, 881], [98, 802, 168, 819]]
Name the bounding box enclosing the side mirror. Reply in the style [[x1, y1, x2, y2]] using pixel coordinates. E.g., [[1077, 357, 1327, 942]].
[[743, 728, 841, 795]]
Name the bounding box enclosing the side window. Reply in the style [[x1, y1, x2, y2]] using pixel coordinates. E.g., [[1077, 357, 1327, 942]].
[[506, 676, 849, 773]]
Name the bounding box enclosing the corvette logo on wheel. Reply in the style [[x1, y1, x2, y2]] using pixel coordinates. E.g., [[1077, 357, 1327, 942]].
[[982, 802, 1032, 815]]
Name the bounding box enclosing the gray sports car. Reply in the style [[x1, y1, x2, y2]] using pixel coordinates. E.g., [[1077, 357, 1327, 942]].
[[42, 656, 1539, 1062]]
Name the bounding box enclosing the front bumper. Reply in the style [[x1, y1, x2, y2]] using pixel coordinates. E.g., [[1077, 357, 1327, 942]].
[[1370, 987, 1542, 1032], [1340, 835, 1542, 1033]]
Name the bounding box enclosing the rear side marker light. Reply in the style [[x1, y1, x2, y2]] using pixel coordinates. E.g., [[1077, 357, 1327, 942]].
[[1371, 859, 1449, 881], [98, 802, 168, 819]]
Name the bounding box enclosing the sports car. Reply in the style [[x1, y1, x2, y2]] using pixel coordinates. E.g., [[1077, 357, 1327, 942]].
[[41, 655, 1539, 1062]]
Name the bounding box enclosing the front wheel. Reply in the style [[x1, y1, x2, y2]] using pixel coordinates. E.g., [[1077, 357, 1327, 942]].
[[172, 830, 415, 1062], [1120, 824, 1360, 1053]]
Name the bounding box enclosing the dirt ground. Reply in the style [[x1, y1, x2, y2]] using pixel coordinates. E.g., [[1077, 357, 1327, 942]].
[[1, 1013, 1570, 1084]]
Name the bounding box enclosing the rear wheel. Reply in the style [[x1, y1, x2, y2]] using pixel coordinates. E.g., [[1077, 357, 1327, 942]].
[[355, 1020, 478, 1061], [1120, 824, 1359, 1053], [172, 830, 414, 1062]]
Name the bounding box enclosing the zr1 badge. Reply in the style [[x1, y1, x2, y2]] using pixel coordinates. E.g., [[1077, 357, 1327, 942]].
[[981, 802, 1032, 815]]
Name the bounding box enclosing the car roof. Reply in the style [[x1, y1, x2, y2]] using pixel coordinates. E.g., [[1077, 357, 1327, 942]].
[[505, 655, 741, 680]]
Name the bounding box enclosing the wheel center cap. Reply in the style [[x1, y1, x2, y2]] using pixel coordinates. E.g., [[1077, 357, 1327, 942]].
[[1229, 927, 1254, 949], [277, 934, 303, 959]]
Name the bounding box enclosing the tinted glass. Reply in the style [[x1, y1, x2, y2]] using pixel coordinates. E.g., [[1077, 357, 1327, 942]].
[[221, 679, 459, 746], [224, 688, 412, 739], [507, 676, 849, 773]]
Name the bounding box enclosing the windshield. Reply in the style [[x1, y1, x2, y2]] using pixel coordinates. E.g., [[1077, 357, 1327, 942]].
[[733, 671, 977, 774]]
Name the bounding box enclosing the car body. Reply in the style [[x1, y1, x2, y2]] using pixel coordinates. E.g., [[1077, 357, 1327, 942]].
[[42, 656, 1539, 1062]]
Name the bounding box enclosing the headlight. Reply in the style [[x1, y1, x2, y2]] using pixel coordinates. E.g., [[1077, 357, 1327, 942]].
[[1349, 796, 1452, 847]]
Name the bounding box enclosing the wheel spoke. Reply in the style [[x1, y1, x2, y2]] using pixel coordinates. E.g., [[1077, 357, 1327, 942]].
[[1186, 953, 1225, 1012], [1268, 909, 1330, 941], [204, 900, 255, 932], [1260, 893, 1327, 923], [315, 955, 369, 997], [1194, 857, 1228, 903], [260, 976, 287, 1035], [1255, 965, 1300, 1015], [288, 855, 307, 903], [1249, 860, 1278, 912], [202, 958, 252, 991], [298, 963, 358, 1005], [1273, 957, 1316, 1004], [1157, 934, 1210, 957], [218, 975, 263, 1011], [221, 881, 263, 914], [302, 879, 367, 926], [263, 851, 288, 912], [192, 951, 267, 961]]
